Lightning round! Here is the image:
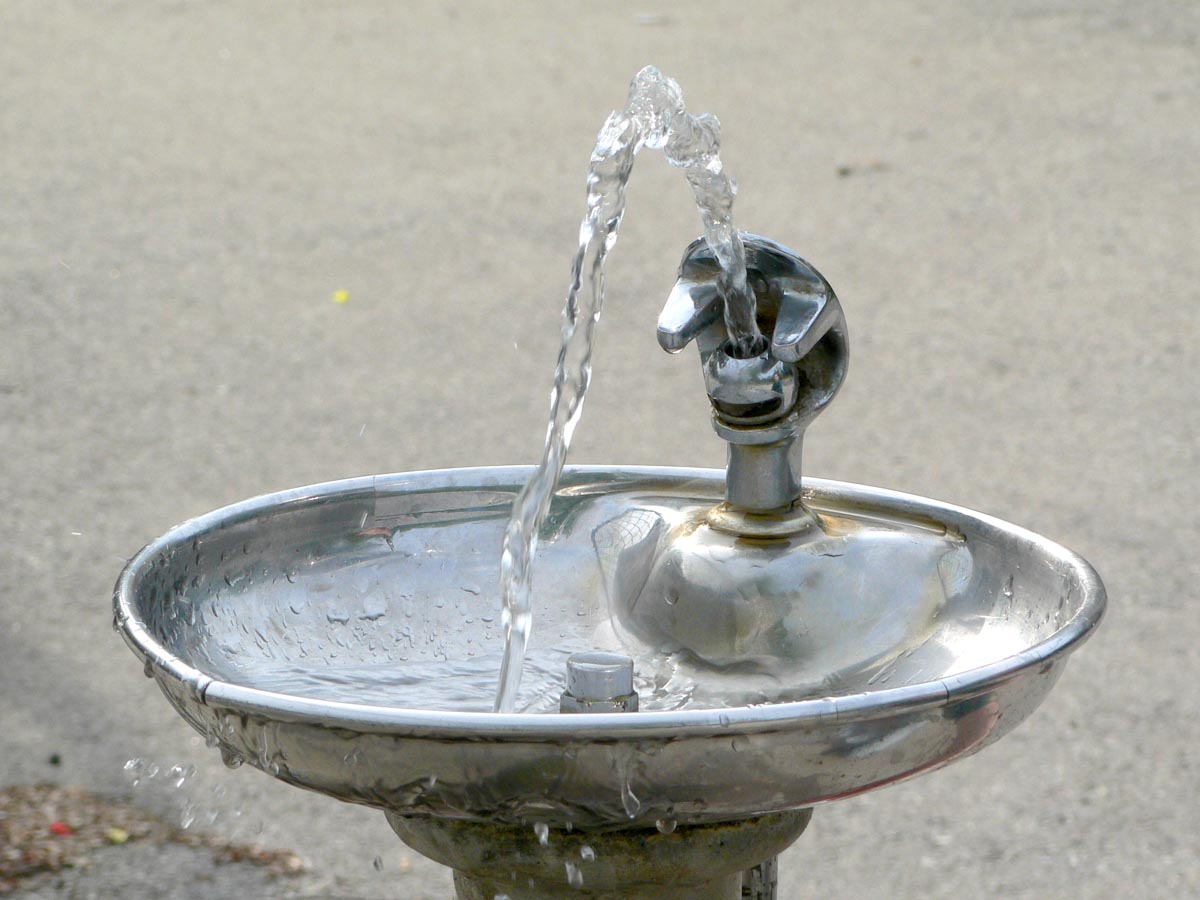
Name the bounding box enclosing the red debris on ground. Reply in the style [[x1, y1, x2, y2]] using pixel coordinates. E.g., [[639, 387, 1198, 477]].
[[0, 783, 305, 894]]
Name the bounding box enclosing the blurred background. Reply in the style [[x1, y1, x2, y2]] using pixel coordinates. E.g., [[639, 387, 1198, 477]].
[[2, 1, 1196, 896]]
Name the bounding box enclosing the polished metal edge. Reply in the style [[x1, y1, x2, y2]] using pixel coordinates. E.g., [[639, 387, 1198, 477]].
[[114, 466, 1106, 741]]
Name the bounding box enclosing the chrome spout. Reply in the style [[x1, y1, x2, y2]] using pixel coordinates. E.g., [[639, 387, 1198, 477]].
[[658, 235, 848, 533]]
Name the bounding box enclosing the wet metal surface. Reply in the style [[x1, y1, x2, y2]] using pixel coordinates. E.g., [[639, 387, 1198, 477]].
[[114, 467, 1103, 830]]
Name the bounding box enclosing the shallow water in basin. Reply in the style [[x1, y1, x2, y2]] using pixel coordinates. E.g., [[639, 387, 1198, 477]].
[[201, 644, 827, 713]]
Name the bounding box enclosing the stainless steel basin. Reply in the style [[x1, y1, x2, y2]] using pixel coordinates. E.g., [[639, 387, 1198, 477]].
[[113, 464, 1104, 831]]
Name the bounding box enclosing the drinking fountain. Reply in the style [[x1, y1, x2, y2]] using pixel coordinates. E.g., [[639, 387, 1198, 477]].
[[114, 235, 1105, 899]]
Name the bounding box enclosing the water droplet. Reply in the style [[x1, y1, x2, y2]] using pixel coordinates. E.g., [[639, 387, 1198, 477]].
[[123, 758, 144, 787], [655, 817, 677, 835], [565, 861, 584, 888], [220, 746, 244, 769], [533, 822, 550, 846], [359, 598, 388, 621], [620, 782, 641, 818]]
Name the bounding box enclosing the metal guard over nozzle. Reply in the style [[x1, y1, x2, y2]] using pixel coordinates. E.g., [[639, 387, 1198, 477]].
[[658, 235, 848, 536]]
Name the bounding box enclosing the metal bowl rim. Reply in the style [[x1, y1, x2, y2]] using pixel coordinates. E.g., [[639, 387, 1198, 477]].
[[114, 465, 1106, 741]]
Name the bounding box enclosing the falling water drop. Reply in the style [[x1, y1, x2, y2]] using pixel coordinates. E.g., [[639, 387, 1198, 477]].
[[620, 782, 641, 818], [220, 746, 244, 769], [123, 758, 144, 787], [565, 860, 584, 888]]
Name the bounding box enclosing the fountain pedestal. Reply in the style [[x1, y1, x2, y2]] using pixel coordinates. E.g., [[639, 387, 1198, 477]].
[[387, 810, 812, 900]]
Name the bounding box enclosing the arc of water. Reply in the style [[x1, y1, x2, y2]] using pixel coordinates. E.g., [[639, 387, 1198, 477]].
[[495, 66, 760, 713]]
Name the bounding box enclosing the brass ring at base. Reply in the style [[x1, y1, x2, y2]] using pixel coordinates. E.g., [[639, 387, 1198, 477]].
[[705, 501, 821, 538]]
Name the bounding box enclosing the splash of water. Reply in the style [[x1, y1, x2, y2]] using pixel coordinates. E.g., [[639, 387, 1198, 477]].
[[495, 66, 760, 712]]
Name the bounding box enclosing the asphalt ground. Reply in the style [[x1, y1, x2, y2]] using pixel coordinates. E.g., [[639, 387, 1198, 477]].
[[2, 1, 1197, 897]]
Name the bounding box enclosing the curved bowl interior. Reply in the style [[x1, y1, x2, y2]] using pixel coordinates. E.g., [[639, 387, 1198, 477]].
[[115, 467, 1104, 828]]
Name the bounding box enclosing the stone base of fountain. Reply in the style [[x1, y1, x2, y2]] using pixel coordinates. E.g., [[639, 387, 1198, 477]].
[[386, 809, 813, 900]]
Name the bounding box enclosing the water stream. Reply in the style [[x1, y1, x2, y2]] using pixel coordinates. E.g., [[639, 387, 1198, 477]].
[[495, 67, 761, 712]]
